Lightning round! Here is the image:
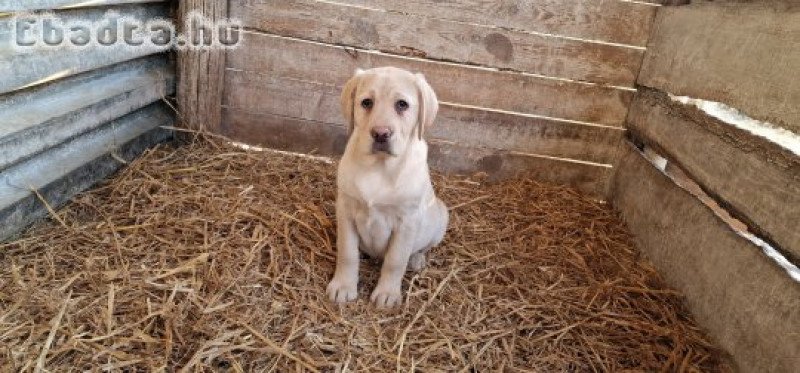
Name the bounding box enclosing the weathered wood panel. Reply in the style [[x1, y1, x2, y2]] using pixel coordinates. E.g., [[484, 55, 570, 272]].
[[612, 144, 800, 373], [177, 0, 227, 132], [221, 109, 348, 158], [0, 103, 173, 241], [0, 56, 174, 170], [313, 0, 658, 47], [628, 89, 800, 264], [224, 69, 623, 164], [0, 0, 165, 12], [222, 108, 612, 198], [232, 0, 643, 86], [433, 105, 622, 165], [0, 4, 170, 94], [639, 1, 800, 133], [228, 33, 633, 127], [427, 141, 612, 199]]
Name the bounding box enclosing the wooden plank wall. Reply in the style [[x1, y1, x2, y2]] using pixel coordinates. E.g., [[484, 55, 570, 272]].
[[613, 1, 800, 371], [221, 0, 662, 198], [0, 2, 175, 241], [612, 145, 800, 373], [628, 89, 800, 264], [639, 1, 800, 133], [629, 0, 800, 264], [177, 0, 228, 132]]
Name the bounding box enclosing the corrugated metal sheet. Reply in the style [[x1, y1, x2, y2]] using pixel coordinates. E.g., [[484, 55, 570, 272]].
[[1, 1, 163, 12], [0, 1, 174, 241]]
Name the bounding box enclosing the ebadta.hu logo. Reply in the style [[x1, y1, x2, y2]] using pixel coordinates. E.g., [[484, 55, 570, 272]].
[[10, 11, 241, 51]]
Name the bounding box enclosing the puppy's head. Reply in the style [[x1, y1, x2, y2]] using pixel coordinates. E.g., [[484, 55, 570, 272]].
[[341, 67, 438, 158]]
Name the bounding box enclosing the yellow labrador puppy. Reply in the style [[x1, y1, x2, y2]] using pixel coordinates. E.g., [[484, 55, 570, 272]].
[[326, 67, 449, 308]]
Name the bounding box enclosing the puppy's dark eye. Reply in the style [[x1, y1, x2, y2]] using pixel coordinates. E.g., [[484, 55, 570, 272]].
[[395, 100, 409, 112], [361, 98, 373, 109]]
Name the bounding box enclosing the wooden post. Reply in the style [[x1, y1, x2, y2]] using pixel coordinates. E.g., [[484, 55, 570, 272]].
[[177, 0, 228, 133]]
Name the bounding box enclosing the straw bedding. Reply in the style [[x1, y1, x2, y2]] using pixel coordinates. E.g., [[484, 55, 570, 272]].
[[0, 137, 729, 372]]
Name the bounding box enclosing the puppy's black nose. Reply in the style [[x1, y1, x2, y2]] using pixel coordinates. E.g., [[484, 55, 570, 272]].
[[371, 127, 393, 143]]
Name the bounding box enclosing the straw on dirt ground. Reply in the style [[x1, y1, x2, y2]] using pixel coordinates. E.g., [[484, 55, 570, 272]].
[[0, 136, 730, 372]]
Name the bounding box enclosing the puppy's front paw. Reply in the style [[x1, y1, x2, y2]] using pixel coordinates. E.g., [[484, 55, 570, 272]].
[[370, 285, 403, 308], [326, 278, 358, 303]]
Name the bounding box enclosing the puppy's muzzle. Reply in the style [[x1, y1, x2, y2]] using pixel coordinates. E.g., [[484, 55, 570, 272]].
[[371, 126, 393, 153]]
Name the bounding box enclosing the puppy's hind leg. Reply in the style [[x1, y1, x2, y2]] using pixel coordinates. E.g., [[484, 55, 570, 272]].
[[408, 250, 428, 272], [431, 198, 449, 247], [408, 199, 448, 273]]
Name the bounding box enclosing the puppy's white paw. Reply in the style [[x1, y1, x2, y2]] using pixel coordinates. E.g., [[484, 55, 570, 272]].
[[370, 285, 403, 308], [326, 278, 358, 303]]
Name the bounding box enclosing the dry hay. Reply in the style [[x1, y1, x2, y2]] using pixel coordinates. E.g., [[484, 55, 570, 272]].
[[0, 136, 730, 372]]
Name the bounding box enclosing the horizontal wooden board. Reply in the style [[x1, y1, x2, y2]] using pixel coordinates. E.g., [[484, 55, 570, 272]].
[[427, 140, 612, 199], [0, 3, 170, 94], [221, 109, 348, 158], [232, 0, 643, 86], [221, 108, 612, 198], [0, 56, 174, 170], [638, 1, 800, 133], [0, 0, 165, 12], [432, 106, 621, 166], [223, 69, 623, 164], [611, 144, 800, 373], [228, 33, 633, 127], [628, 89, 800, 264], [307, 0, 657, 47]]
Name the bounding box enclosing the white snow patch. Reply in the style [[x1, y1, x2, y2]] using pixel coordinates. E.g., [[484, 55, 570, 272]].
[[669, 94, 800, 157]]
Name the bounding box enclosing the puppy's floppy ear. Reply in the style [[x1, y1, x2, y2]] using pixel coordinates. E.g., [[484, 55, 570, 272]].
[[415, 73, 439, 140], [341, 69, 365, 135]]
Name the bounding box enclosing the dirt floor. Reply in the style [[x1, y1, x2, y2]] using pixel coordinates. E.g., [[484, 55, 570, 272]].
[[0, 137, 730, 372]]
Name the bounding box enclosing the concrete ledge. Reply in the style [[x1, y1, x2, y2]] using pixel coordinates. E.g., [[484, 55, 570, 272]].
[[0, 55, 174, 170], [0, 103, 173, 241]]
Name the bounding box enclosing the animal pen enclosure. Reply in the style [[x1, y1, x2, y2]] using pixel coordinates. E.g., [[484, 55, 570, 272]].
[[1, 0, 798, 371]]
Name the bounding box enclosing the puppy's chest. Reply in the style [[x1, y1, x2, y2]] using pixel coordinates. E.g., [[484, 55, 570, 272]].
[[351, 202, 416, 257], [345, 172, 421, 209]]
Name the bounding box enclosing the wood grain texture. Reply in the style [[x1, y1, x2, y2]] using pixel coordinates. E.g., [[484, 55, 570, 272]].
[[427, 140, 612, 199], [432, 106, 621, 166], [639, 1, 800, 133], [223, 69, 623, 164], [296, 0, 658, 47], [628, 89, 800, 264], [611, 144, 800, 373], [221, 108, 612, 198], [231, 0, 643, 86], [228, 33, 634, 127], [176, 0, 227, 132]]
